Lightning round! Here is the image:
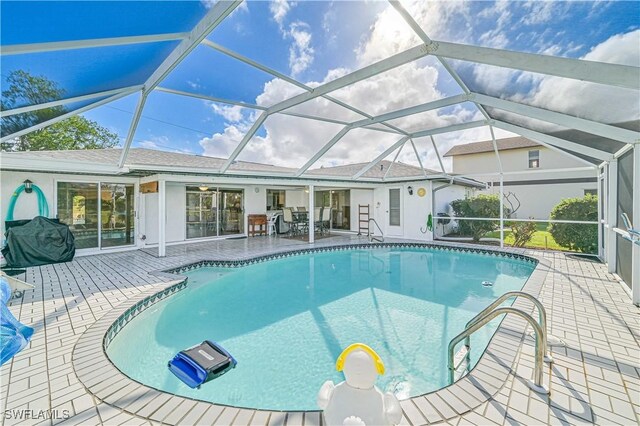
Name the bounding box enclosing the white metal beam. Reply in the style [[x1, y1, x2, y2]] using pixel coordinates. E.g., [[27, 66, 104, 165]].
[[432, 40, 639, 90], [429, 135, 447, 174], [353, 136, 410, 179], [471, 93, 640, 144], [201, 39, 410, 136], [410, 138, 427, 176], [220, 111, 269, 173], [388, 0, 492, 124], [383, 141, 407, 180], [0, 85, 143, 118], [632, 146, 640, 305], [492, 120, 612, 162], [489, 125, 504, 174], [410, 120, 486, 138], [156, 86, 267, 110], [350, 94, 469, 128], [118, 93, 147, 168], [0, 33, 187, 56], [266, 44, 434, 115], [118, 0, 241, 169], [143, 2, 241, 94], [295, 126, 352, 177], [0, 88, 138, 143], [606, 160, 618, 272], [225, 43, 430, 167], [155, 86, 398, 131]]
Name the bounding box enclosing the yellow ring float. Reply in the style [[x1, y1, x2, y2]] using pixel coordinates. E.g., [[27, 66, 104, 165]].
[[335, 343, 385, 375]]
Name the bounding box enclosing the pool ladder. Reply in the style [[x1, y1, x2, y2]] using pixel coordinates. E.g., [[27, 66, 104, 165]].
[[368, 218, 384, 243], [447, 291, 559, 394]]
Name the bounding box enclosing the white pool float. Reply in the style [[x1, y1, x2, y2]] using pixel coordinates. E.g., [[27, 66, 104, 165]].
[[318, 343, 402, 426]]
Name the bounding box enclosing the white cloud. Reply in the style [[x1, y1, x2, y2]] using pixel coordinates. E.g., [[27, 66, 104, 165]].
[[287, 22, 315, 77], [199, 124, 245, 158], [521, 30, 640, 123], [270, 0, 293, 28], [209, 104, 246, 123], [200, 3, 639, 172], [139, 140, 160, 149]]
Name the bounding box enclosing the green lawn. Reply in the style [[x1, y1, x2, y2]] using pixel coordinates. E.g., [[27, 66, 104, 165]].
[[485, 222, 567, 251]]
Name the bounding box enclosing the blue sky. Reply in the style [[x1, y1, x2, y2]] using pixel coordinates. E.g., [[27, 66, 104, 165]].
[[2, 0, 639, 169]]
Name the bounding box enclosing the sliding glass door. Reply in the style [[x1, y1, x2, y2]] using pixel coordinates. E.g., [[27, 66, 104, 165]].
[[57, 181, 135, 250], [186, 187, 244, 239], [186, 188, 218, 239], [57, 182, 99, 249], [101, 184, 135, 248]]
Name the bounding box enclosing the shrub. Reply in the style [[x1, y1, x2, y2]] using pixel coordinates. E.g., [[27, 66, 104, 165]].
[[510, 220, 537, 247], [548, 195, 598, 253], [450, 195, 506, 241]]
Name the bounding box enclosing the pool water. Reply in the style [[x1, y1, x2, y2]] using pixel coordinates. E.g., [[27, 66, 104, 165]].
[[107, 247, 535, 411]]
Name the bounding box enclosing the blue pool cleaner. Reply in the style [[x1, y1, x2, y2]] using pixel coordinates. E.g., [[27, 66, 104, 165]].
[[0, 278, 34, 365], [168, 341, 236, 388]]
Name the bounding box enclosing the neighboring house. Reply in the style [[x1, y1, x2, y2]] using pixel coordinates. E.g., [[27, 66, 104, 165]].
[[443, 136, 598, 219], [0, 148, 481, 255]]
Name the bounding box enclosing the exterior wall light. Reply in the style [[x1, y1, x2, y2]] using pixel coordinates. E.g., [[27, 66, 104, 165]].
[[407, 186, 414, 195], [23, 179, 33, 193], [198, 185, 209, 191]]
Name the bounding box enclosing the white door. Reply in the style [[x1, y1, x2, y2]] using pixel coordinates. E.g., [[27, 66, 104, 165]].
[[387, 187, 403, 237]]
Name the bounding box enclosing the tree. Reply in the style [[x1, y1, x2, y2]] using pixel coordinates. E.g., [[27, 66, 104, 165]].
[[548, 195, 598, 253], [450, 194, 506, 241], [1, 70, 118, 151]]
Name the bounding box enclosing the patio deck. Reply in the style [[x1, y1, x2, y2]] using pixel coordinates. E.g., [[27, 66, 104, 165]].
[[1, 235, 638, 426]]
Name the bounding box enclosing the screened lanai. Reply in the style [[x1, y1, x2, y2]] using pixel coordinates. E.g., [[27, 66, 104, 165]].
[[1, 0, 639, 303]]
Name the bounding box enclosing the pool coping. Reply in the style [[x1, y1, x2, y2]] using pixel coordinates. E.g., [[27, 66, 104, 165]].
[[71, 242, 550, 424]]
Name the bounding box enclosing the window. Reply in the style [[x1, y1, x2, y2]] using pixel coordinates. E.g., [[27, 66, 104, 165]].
[[266, 189, 285, 211], [528, 150, 540, 168], [389, 188, 401, 226], [584, 189, 597, 196]]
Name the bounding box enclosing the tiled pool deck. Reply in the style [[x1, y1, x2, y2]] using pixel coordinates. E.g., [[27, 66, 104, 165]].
[[1, 235, 638, 426]]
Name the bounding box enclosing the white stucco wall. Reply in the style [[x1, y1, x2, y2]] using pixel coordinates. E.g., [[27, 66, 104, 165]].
[[349, 189, 374, 233], [451, 146, 588, 175]]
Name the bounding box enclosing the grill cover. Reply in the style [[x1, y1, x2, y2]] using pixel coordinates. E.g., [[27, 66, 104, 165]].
[[2, 216, 75, 267]]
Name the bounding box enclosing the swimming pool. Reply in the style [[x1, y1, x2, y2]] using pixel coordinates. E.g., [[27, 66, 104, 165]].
[[106, 246, 535, 411]]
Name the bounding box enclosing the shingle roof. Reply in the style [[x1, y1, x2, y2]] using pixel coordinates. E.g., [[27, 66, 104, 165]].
[[306, 160, 434, 179], [443, 136, 541, 157], [2, 148, 435, 179], [7, 148, 296, 174]]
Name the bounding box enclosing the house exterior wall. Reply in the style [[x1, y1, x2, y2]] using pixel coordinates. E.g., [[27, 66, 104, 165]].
[[451, 146, 587, 174], [450, 146, 597, 219], [0, 170, 139, 245], [1, 168, 477, 254]]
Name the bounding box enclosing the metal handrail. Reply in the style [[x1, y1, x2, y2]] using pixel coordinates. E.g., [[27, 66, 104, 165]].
[[448, 307, 548, 394], [368, 218, 384, 242], [464, 291, 550, 363]]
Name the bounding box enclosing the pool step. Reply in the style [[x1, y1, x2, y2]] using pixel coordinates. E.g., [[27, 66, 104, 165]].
[[453, 345, 470, 381]]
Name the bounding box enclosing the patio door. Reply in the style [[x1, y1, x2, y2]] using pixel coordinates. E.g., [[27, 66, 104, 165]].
[[186, 187, 244, 238], [387, 187, 403, 237], [57, 181, 135, 250]]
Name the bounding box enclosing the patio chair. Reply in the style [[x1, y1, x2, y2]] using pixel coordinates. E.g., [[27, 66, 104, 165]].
[[267, 213, 280, 236], [321, 207, 332, 234], [297, 207, 307, 212], [314, 207, 323, 233], [283, 208, 297, 235]]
